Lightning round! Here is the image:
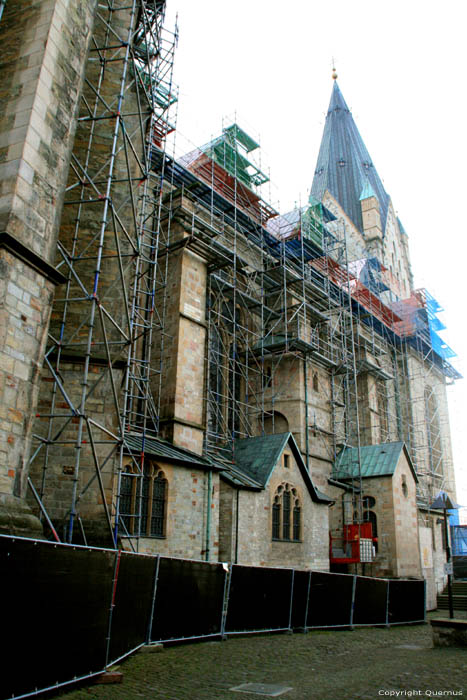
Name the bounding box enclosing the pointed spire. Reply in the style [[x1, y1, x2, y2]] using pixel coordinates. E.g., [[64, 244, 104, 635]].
[[311, 81, 390, 235], [328, 80, 351, 114]]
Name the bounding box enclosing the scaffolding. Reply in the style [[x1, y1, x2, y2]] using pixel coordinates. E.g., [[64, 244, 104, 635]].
[[329, 248, 460, 509], [26, 1, 460, 555], [29, 0, 178, 545]]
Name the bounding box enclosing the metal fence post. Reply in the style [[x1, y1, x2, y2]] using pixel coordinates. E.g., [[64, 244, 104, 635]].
[[350, 575, 356, 629], [146, 555, 161, 644], [303, 571, 312, 632], [105, 550, 122, 668], [288, 569, 295, 632], [385, 579, 390, 627], [220, 563, 232, 639]]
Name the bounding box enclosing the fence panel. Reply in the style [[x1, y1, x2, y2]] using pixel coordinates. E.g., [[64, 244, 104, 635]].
[[307, 571, 354, 628], [150, 557, 226, 642], [0, 537, 115, 699], [0, 535, 429, 699], [388, 579, 426, 624], [225, 565, 293, 633], [290, 570, 311, 630], [108, 551, 159, 660], [353, 576, 389, 626]]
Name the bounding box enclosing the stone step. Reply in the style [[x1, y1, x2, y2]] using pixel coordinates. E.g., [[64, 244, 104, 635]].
[[439, 581, 467, 596], [437, 595, 467, 611]]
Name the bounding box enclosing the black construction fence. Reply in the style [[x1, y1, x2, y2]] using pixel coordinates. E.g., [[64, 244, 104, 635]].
[[0, 535, 426, 699]]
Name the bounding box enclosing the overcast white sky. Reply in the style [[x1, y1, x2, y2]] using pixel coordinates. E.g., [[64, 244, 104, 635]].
[[164, 0, 467, 506]]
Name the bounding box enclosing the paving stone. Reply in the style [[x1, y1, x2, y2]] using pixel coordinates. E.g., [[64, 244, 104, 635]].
[[230, 683, 293, 697], [56, 619, 467, 700]]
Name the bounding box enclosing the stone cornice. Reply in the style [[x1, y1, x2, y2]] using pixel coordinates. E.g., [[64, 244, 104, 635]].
[[0, 232, 66, 286]]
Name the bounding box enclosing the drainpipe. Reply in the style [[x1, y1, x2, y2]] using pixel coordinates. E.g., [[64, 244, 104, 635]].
[[205, 470, 212, 562], [235, 488, 240, 563]]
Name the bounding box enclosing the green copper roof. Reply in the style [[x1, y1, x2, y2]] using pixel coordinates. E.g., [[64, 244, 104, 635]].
[[359, 181, 376, 201], [233, 433, 290, 486], [332, 442, 416, 481], [232, 433, 333, 503]]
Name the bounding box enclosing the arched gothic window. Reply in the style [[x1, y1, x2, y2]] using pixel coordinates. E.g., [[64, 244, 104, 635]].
[[119, 461, 167, 538], [119, 467, 137, 535], [272, 483, 301, 542]]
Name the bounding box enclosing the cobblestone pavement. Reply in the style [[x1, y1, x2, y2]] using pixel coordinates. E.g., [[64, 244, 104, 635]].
[[58, 620, 466, 700]]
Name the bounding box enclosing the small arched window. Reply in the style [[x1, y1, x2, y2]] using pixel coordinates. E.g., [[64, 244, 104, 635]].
[[313, 372, 319, 392], [272, 483, 301, 542], [401, 474, 408, 498]]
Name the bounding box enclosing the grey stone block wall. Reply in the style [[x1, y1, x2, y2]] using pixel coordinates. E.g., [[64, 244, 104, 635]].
[[0, 0, 96, 533]]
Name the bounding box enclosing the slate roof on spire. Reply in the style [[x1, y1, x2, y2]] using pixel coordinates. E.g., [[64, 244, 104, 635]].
[[311, 81, 391, 235]]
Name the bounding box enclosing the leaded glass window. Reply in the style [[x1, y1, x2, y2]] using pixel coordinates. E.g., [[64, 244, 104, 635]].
[[272, 496, 281, 540], [119, 461, 167, 538], [282, 489, 291, 539], [272, 483, 301, 542], [293, 502, 301, 541], [150, 472, 167, 537]]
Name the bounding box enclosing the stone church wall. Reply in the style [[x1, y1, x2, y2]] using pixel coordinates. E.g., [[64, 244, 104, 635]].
[[219, 448, 329, 571], [0, 0, 96, 533], [122, 464, 219, 562], [392, 456, 421, 578]]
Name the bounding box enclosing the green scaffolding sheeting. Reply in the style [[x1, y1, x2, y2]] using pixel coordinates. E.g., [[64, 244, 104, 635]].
[[203, 123, 269, 190], [136, 67, 177, 109], [301, 196, 326, 249]]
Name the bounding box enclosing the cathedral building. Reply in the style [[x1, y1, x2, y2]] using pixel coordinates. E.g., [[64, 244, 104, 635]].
[[0, 0, 459, 610]]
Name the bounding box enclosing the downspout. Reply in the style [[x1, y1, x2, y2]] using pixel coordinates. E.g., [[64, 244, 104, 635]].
[[235, 488, 240, 564], [205, 470, 212, 561]]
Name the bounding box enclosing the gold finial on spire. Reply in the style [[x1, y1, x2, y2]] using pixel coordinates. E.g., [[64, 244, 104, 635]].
[[332, 57, 338, 80]]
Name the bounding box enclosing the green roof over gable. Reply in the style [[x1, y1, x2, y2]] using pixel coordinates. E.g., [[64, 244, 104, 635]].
[[231, 433, 333, 503], [333, 442, 417, 482], [233, 433, 290, 487]]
